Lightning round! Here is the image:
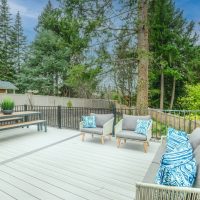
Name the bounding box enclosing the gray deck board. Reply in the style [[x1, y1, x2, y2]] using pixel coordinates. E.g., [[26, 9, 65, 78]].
[[0, 127, 160, 200], [0, 190, 16, 200]]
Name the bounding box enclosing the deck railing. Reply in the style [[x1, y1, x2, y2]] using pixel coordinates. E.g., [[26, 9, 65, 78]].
[[13, 105, 200, 139]]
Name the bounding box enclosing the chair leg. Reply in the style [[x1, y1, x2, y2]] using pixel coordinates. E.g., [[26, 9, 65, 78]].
[[81, 133, 85, 142], [109, 135, 112, 140], [144, 141, 148, 153], [117, 138, 121, 148], [100, 136, 104, 144]]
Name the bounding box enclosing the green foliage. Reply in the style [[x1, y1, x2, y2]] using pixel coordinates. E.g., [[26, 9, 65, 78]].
[[0, 0, 26, 86], [149, 0, 200, 109], [67, 100, 73, 108], [178, 84, 200, 110], [113, 28, 138, 107], [111, 92, 121, 102], [17, 30, 68, 95], [11, 12, 27, 73], [0, 0, 15, 82], [1, 98, 15, 110], [185, 114, 200, 121], [152, 120, 168, 137], [66, 65, 101, 98], [19, 0, 107, 97]]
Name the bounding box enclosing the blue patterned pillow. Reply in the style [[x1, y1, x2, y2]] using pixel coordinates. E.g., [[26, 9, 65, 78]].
[[82, 116, 96, 128], [155, 141, 196, 187], [135, 119, 152, 135], [167, 128, 189, 152]]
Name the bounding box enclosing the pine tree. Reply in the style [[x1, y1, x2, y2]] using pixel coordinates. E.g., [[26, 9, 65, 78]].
[[12, 11, 27, 72], [35, 0, 54, 32], [0, 0, 14, 81], [20, 0, 110, 96], [149, 0, 199, 109]]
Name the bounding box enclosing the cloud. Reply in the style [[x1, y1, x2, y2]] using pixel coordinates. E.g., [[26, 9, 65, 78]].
[[8, 1, 38, 19]]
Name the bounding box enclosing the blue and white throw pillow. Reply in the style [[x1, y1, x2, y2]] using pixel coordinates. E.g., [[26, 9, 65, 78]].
[[155, 141, 196, 187], [82, 116, 96, 128], [135, 119, 152, 135], [166, 127, 189, 152]]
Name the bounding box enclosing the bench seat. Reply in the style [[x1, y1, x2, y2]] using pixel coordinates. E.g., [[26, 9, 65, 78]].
[[0, 120, 47, 132], [0, 117, 23, 123]]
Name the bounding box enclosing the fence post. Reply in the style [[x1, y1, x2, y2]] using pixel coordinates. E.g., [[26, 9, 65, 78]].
[[58, 105, 62, 129], [112, 103, 116, 136], [24, 104, 28, 122], [189, 119, 192, 133], [24, 104, 27, 112]]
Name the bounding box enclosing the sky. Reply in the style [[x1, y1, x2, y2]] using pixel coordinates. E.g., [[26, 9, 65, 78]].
[[7, 0, 57, 42], [7, 0, 200, 43]]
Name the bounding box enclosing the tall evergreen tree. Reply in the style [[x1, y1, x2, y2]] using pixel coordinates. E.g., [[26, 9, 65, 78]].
[[0, 0, 14, 81], [149, 0, 199, 109], [12, 11, 27, 73], [35, 0, 54, 32], [20, 0, 111, 97]]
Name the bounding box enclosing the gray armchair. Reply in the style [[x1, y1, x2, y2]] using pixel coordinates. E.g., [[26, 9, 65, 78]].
[[115, 114, 152, 152], [80, 113, 114, 144]]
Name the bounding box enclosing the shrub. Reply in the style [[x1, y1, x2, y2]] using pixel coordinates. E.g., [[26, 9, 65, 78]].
[[1, 98, 15, 110], [67, 100, 73, 108], [178, 84, 200, 110]]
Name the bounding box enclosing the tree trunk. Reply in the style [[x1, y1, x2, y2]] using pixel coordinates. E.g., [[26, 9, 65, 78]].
[[160, 69, 164, 110], [136, 0, 149, 114], [170, 77, 176, 110]]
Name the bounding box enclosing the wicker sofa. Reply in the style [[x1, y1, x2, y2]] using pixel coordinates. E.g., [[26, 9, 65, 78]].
[[135, 128, 200, 200], [115, 114, 152, 152]]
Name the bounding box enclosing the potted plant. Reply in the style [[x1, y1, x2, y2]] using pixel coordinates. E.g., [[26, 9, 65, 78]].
[[1, 98, 15, 115]]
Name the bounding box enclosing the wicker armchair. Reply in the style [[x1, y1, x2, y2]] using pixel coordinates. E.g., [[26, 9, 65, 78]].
[[80, 113, 114, 144], [115, 115, 152, 152]]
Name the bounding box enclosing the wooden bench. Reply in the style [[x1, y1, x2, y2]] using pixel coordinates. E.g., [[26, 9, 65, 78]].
[[0, 120, 47, 132], [0, 117, 23, 123]]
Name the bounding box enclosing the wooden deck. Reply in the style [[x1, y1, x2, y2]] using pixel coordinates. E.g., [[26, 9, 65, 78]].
[[0, 127, 160, 200]]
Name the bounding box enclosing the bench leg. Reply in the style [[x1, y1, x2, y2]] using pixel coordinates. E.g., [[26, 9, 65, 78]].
[[37, 124, 39, 131], [44, 122, 47, 132], [144, 141, 148, 153], [81, 133, 85, 141], [40, 124, 43, 131]]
